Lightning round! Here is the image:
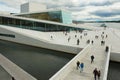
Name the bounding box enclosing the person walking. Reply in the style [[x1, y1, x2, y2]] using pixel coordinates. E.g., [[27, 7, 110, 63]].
[[93, 68, 98, 80], [68, 36, 71, 42], [79, 62, 84, 72], [98, 70, 101, 80], [91, 40, 94, 44], [77, 39, 80, 45], [11, 77, 15, 80], [76, 61, 80, 70], [91, 55, 95, 63], [105, 46, 109, 52], [86, 40, 90, 44]]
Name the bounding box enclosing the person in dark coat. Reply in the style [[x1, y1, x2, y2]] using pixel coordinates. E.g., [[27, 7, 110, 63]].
[[93, 68, 98, 80], [98, 70, 101, 80], [12, 77, 15, 80], [91, 40, 94, 44], [105, 46, 109, 52], [91, 55, 94, 63], [77, 39, 80, 45], [76, 61, 80, 70]]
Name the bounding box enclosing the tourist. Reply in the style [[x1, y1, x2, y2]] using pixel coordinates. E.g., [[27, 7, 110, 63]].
[[91, 55, 94, 63], [101, 41, 103, 45], [75, 35, 77, 38], [101, 35, 104, 39], [95, 35, 98, 39], [103, 41, 105, 45], [11, 76, 15, 80], [105, 46, 109, 52], [68, 36, 71, 42], [79, 62, 84, 72], [77, 39, 80, 45], [106, 35, 108, 38], [91, 40, 94, 44], [76, 61, 80, 70], [80, 35, 82, 39], [93, 68, 98, 80], [65, 32, 67, 36], [98, 70, 101, 80], [86, 40, 90, 44], [102, 32, 104, 34]]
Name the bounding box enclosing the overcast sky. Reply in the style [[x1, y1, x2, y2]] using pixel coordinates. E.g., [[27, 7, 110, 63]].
[[0, 0, 120, 21]]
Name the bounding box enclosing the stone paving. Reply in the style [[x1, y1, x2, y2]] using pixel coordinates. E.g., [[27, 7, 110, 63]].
[[0, 26, 120, 80], [47, 28, 120, 80], [63, 39, 107, 80], [46, 28, 120, 53]]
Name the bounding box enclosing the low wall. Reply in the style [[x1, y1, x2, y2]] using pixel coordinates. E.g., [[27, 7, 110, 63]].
[[49, 44, 91, 80], [0, 25, 82, 54], [110, 52, 120, 62], [102, 45, 111, 80], [0, 54, 37, 80]]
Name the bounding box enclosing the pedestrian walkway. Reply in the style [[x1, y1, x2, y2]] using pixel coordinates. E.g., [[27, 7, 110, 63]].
[[50, 29, 113, 80], [63, 44, 107, 80]]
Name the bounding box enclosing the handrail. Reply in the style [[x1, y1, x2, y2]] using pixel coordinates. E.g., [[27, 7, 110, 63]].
[[102, 45, 111, 80], [49, 44, 91, 80]]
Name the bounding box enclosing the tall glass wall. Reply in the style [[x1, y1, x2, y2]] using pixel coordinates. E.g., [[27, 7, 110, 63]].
[[0, 16, 84, 32], [16, 10, 72, 24], [17, 11, 62, 23], [61, 11, 72, 24]]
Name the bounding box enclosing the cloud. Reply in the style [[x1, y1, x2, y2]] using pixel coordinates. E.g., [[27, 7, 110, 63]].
[[0, 0, 120, 21], [91, 10, 120, 17], [90, 2, 120, 17]]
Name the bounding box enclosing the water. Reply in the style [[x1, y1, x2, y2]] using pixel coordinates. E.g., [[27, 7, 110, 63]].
[[0, 40, 74, 80], [84, 23, 120, 29], [0, 22, 120, 80], [108, 61, 120, 80]]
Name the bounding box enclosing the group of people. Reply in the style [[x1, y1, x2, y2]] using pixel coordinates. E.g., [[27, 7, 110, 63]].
[[76, 54, 101, 80], [91, 55, 101, 80], [93, 68, 101, 80], [76, 61, 84, 72]]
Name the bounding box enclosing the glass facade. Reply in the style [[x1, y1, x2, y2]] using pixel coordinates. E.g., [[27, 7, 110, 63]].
[[16, 10, 72, 24], [61, 11, 72, 24], [0, 16, 84, 32]]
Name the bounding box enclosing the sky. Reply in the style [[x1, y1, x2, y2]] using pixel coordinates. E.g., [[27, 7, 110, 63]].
[[0, 0, 120, 21]]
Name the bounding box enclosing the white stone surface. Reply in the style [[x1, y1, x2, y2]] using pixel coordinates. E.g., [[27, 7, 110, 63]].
[[21, 2, 47, 13], [0, 24, 120, 80], [50, 34, 110, 80]]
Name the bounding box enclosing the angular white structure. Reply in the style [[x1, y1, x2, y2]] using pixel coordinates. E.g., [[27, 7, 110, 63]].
[[21, 2, 47, 13]]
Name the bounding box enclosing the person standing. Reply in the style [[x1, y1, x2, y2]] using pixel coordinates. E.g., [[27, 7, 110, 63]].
[[80, 62, 84, 72], [98, 70, 101, 80], [77, 39, 80, 45], [76, 61, 80, 70], [68, 36, 71, 42], [91, 55, 95, 63], [93, 68, 98, 80], [11, 77, 15, 80], [105, 46, 109, 52], [91, 40, 94, 44]]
